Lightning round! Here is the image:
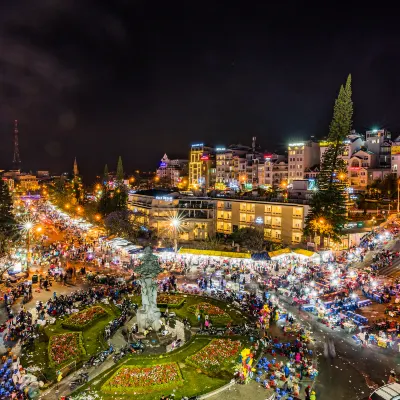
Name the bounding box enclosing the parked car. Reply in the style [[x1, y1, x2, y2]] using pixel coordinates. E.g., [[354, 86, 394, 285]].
[[369, 382, 400, 400]]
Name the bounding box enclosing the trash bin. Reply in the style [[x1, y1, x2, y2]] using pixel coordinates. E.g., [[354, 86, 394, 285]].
[[32, 274, 38, 284]]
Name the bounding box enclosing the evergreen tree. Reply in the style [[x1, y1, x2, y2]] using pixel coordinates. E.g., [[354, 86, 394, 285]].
[[318, 75, 353, 190], [103, 164, 109, 185], [0, 181, 19, 256], [116, 156, 124, 182], [304, 75, 353, 244]]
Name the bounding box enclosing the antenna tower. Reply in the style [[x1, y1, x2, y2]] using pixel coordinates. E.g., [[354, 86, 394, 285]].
[[12, 120, 21, 170]]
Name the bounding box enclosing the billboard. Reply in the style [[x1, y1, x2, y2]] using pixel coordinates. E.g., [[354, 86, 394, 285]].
[[391, 145, 400, 155]]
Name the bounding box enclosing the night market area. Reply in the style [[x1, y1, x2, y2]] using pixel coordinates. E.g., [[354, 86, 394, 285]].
[[1, 202, 400, 400]]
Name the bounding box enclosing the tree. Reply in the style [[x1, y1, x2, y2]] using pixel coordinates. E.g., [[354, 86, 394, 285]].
[[116, 156, 124, 182], [304, 74, 353, 244], [231, 227, 264, 251], [0, 180, 19, 257], [104, 210, 148, 242], [103, 164, 109, 184], [317, 75, 353, 191], [198, 236, 224, 251]]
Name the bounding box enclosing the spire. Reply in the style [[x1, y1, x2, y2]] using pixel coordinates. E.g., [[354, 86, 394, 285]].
[[73, 157, 79, 176]]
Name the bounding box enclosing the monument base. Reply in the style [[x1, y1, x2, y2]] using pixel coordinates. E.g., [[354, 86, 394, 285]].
[[137, 308, 161, 332]]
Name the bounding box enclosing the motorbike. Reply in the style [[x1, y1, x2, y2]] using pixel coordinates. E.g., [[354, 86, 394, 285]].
[[69, 372, 89, 390], [130, 340, 145, 353]]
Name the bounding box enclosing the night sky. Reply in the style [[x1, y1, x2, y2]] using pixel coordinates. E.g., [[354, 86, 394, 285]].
[[0, 1, 400, 180]]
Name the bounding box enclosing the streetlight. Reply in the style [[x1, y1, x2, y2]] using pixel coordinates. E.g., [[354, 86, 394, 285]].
[[23, 222, 33, 271], [170, 217, 180, 253]]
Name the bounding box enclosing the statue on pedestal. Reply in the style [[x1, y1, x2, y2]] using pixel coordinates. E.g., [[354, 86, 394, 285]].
[[135, 247, 163, 332]]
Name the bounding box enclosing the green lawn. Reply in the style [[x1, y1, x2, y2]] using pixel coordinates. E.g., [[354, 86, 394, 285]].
[[131, 293, 246, 327], [73, 337, 229, 400], [44, 303, 120, 357], [21, 303, 120, 382]]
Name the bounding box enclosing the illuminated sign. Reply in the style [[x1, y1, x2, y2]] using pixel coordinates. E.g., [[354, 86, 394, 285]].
[[160, 162, 167, 167], [192, 143, 204, 147], [307, 179, 317, 190], [255, 217, 263, 224], [288, 143, 304, 147], [200, 155, 209, 160], [391, 145, 400, 155], [155, 196, 173, 201], [264, 154, 273, 159], [215, 147, 226, 151]]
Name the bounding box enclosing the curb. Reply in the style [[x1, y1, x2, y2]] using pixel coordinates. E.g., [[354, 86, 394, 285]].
[[198, 380, 236, 399]]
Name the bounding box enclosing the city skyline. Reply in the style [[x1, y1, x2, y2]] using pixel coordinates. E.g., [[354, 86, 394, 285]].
[[1, 2, 400, 178]]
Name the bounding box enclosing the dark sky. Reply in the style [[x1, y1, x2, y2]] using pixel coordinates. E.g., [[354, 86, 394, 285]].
[[1, 1, 400, 180]]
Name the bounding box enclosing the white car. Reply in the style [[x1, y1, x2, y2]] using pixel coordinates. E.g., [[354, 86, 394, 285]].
[[370, 382, 400, 400]]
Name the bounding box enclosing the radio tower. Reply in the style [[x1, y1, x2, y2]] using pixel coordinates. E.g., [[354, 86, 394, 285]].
[[12, 120, 21, 170]]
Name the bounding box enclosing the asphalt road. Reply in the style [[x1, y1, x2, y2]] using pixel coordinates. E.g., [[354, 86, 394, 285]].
[[281, 299, 398, 400]]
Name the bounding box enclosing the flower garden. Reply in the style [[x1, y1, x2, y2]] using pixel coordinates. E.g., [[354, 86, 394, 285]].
[[187, 302, 231, 322], [156, 294, 185, 308], [102, 363, 184, 394], [48, 332, 85, 367], [62, 306, 108, 330], [186, 339, 242, 374]]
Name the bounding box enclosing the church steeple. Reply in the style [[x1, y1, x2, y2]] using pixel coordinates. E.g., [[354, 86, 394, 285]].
[[73, 157, 79, 177]]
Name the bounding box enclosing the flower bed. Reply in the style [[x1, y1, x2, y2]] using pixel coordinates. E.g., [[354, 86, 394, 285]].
[[157, 294, 185, 308], [48, 332, 85, 367], [186, 339, 241, 375], [102, 363, 184, 394], [187, 302, 230, 321], [62, 306, 107, 330]]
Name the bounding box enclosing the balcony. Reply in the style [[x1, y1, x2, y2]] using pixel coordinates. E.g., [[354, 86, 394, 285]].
[[272, 224, 281, 229], [292, 226, 302, 231], [246, 209, 255, 214], [293, 214, 302, 219], [272, 211, 282, 215]]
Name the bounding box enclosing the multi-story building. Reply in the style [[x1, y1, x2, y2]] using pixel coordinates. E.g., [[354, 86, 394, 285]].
[[258, 154, 288, 188], [365, 129, 391, 168], [156, 154, 188, 187], [319, 133, 364, 167], [188, 143, 215, 191], [391, 138, 400, 178], [288, 141, 320, 183], [348, 149, 377, 189], [2, 171, 39, 192], [128, 191, 215, 241], [215, 145, 250, 190], [215, 197, 309, 245]]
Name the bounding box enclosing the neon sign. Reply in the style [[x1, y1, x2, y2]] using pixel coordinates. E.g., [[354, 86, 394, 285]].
[[200, 155, 209, 160], [160, 162, 167, 167], [155, 196, 173, 201], [255, 217, 263, 224], [192, 143, 204, 147], [288, 142, 304, 147], [216, 147, 226, 151]]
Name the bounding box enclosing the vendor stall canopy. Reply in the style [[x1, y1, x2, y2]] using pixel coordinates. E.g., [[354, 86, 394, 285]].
[[178, 248, 251, 259]]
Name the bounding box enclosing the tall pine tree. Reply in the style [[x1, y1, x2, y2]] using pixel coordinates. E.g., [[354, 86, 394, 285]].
[[103, 164, 109, 185], [116, 156, 124, 182], [304, 74, 353, 244]]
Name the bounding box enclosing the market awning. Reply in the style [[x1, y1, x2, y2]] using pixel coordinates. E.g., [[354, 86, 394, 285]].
[[293, 249, 317, 257], [268, 248, 291, 258], [178, 248, 251, 259]]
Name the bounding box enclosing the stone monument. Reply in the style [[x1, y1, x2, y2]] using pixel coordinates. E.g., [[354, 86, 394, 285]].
[[136, 247, 163, 332]]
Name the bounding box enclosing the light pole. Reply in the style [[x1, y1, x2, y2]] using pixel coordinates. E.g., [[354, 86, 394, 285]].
[[24, 222, 33, 271], [171, 218, 180, 253]]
